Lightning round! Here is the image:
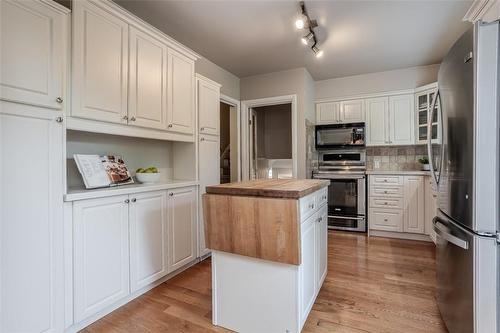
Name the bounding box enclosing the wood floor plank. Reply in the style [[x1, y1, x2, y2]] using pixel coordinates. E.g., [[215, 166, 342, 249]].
[[81, 232, 447, 333]]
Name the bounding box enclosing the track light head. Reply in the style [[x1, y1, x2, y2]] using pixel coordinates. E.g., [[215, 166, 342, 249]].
[[295, 17, 305, 29], [301, 32, 314, 45], [312, 46, 324, 58]]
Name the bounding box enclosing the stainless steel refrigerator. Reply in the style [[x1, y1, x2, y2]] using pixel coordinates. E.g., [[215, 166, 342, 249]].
[[428, 21, 499, 333]]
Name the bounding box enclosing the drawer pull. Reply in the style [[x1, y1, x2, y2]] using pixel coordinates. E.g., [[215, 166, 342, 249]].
[[383, 179, 388, 182], [384, 218, 388, 222], [384, 190, 388, 194], [384, 202, 388, 205]]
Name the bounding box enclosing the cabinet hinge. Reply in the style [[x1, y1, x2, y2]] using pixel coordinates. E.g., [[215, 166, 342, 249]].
[[496, 232, 500, 244]]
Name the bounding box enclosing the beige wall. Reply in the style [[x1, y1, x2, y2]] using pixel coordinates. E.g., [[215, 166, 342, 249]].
[[315, 64, 439, 100], [240, 68, 315, 179], [195, 57, 240, 100]]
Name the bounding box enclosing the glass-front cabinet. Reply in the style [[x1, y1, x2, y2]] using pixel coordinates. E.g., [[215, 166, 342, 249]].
[[415, 83, 441, 144]]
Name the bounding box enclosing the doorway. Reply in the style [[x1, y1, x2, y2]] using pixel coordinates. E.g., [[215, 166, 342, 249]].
[[241, 94, 297, 180], [219, 96, 240, 183]]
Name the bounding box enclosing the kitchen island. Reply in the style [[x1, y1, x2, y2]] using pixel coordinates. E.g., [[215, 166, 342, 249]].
[[202, 179, 329, 333]]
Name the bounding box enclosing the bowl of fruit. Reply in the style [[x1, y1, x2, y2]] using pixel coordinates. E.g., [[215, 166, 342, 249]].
[[135, 166, 161, 184]]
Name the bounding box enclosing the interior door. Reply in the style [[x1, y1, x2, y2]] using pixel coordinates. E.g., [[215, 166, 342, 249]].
[[434, 26, 474, 229], [128, 26, 168, 130], [0, 0, 66, 109]]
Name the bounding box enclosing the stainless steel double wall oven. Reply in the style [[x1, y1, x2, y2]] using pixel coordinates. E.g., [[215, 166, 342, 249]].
[[313, 123, 367, 232]]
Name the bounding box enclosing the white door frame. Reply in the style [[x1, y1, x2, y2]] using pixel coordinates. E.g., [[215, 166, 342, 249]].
[[241, 94, 298, 180], [220, 94, 242, 181]]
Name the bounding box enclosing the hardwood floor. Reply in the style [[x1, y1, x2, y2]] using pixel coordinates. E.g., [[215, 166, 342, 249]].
[[81, 232, 446, 333]]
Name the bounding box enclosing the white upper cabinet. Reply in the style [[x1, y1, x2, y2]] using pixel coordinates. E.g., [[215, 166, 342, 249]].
[[167, 49, 195, 134], [340, 99, 364, 123], [1, 104, 64, 333], [129, 191, 168, 292], [415, 83, 440, 144], [128, 26, 168, 130], [71, 0, 198, 137], [168, 187, 197, 271], [365, 97, 389, 146], [0, 0, 68, 109], [315, 99, 364, 125], [389, 94, 415, 145], [72, 0, 128, 124], [316, 102, 339, 125], [197, 75, 221, 136]]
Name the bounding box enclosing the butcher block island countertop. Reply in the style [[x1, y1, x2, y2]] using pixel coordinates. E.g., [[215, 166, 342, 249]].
[[202, 179, 330, 333], [205, 179, 330, 199]]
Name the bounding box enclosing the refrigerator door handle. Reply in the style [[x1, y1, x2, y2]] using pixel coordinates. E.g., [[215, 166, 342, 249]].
[[433, 217, 469, 249], [428, 90, 442, 186]]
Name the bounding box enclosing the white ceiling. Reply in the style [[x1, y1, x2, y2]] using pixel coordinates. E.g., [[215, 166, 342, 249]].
[[116, 0, 472, 80]]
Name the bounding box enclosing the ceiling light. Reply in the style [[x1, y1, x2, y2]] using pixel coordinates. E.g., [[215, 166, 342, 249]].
[[295, 17, 305, 29], [301, 32, 314, 45], [312, 46, 324, 58]]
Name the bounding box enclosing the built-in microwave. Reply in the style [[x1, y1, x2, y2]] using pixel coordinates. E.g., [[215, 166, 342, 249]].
[[315, 123, 365, 150]]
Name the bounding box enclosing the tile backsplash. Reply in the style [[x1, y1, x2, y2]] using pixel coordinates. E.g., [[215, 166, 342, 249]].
[[366, 145, 429, 171]]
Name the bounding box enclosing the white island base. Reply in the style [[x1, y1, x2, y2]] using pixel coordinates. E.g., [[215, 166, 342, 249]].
[[211, 204, 327, 332]]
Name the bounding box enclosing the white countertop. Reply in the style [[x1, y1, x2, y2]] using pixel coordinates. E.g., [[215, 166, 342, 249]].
[[65, 179, 199, 201], [366, 170, 431, 176]]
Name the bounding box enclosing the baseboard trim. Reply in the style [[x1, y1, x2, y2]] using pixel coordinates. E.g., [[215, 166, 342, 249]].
[[369, 230, 433, 242]]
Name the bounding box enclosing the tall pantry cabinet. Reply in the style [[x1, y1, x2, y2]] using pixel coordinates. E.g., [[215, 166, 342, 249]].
[[196, 74, 222, 257], [0, 0, 69, 332]]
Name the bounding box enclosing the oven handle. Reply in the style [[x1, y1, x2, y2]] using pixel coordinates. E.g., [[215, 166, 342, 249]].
[[328, 215, 365, 220], [313, 174, 365, 180]]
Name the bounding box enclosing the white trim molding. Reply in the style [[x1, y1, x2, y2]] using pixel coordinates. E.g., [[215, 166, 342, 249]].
[[315, 88, 416, 104], [241, 94, 298, 180], [463, 0, 498, 22]]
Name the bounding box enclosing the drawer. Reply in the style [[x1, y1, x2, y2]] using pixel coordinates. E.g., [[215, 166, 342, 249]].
[[369, 208, 403, 232], [300, 192, 317, 220], [369, 197, 404, 209], [370, 175, 404, 186], [315, 187, 328, 208], [370, 186, 404, 198]]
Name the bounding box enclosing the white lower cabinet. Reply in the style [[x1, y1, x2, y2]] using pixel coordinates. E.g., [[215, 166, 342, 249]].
[[129, 191, 168, 292], [299, 212, 317, 323], [1, 105, 65, 333], [316, 204, 328, 288], [369, 175, 427, 238], [71, 186, 197, 324], [168, 187, 197, 271], [73, 195, 131, 322]]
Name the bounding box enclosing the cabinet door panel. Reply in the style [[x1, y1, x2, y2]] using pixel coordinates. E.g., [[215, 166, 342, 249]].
[[128, 27, 167, 130], [369, 209, 403, 232], [168, 187, 196, 271], [1, 106, 64, 332], [365, 97, 388, 146], [389, 94, 415, 145], [167, 49, 195, 134], [72, 1, 128, 123], [404, 176, 425, 234], [73, 195, 130, 322], [316, 102, 339, 124], [197, 78, 220, 135], [340, 99, 364, 123], [316, 204, 328, 289], [129, 191, 168, 292], [198, 135, 220, 256], [0, 0, 66, 109], [300, 213, 316, 322]]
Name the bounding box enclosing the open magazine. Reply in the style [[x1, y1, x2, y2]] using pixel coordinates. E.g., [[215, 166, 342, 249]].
[[74, 154, 134, 189]]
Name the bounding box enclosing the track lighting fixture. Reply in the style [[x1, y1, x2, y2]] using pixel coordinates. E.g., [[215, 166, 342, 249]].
[[301, 32, 314, 45], [295, 1, 323, 58]]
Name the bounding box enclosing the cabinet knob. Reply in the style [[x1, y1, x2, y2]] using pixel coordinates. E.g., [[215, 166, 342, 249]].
[[169, 192, 174, 196], [130, 116, 136, 121], [124, 199, 130, 203], [122, 115, 128, 120], [131, 198, 136, 203], [168, 124, 173, 128], [384, 190, 388, 194], [383, 179, 387, 182], [55, 116, 63, 123], [309, 203, 315, 209], [384, 218, 388, 222], [200, 127, 205, 131], [384, 202, 388, 205], [56, 97, 63, 103], [200, 137, 205, 142]]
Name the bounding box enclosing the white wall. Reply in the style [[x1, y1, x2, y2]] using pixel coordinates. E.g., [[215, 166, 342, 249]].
[[196, 57, 240, 100], [315, 64, 439, 100], [240, 68, 315, 179]]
